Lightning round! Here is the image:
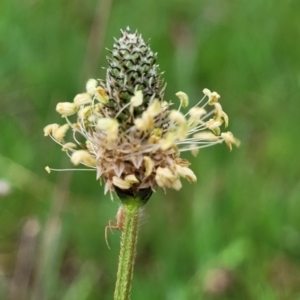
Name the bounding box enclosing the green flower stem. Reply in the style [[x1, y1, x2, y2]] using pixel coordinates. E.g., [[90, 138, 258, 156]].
[[114, 198, 143, 300]]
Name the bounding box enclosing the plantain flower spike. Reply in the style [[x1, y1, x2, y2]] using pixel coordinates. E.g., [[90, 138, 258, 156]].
[[44, 27, 239, 200]]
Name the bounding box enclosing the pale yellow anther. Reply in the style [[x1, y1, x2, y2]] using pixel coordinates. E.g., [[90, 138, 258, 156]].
[[97, 118, 119, 141], [72, 123, 81, 130], [134, 112, 154, 131], [176, 91, 189, 108], [221, 111, 229, 128], [175, 165, 197, 183], [209, 91, 220, 104], [56, 102, 78, 117], [143, 156, 154, 177], [148, 129, 161, 143], [206, 118, 223, 130], [160, 132, 176, 150], [92, 103, 102, 112], [130, 90, 143, 107], [95, 87, 109, 104], [156, 167, 177, 181], [147, 100, 161, 117], [87, 115, 97, 123], [175, 158, 190, 167], [43, 124, 59, 136], [52, 124, 69, 142], [86, 103, 104, 123], [97, 118, 117, 130], [191, 148, 199, 157], [78, 106, 92, 119], [161, 101, 169, 109], [152, 128, 162, 136], [148, 135, 160, 144], [86, 140, 92, 150], [212, 103, 228, 127], [203, 89, 221, 104], [73, 93, 92, 105], [193, 131, 219, 142], [134, 117, 146, 131], [189, 107, 207, 119], [108, 125, 119, 141], [214, 103, 223, 120], [125, 174, 139, 184], [176, 123, 189, 140], [170, 178, 182, 190], [203, 88, 211, 96], [221, 132, 240, 151], [112, 176, 131, 190], [168, 110, 186, 125], [62, 142, 77, 151], [213, 127, 221, 135], [86, 79, 98, 95], [45, 166, 51, 174], [71, 150, 96, 166], [155, 167, 179, 189], [206, 118, 222, 135]]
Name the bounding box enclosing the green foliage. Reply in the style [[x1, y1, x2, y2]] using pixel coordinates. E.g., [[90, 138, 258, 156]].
[[1, 0, 300, 299]]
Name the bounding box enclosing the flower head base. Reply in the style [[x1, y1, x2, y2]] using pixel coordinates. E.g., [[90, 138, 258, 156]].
[[44, 28, 239, 199]]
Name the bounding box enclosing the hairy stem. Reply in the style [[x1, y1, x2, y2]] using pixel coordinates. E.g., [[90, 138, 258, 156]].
[[114, 199, 142, 300]]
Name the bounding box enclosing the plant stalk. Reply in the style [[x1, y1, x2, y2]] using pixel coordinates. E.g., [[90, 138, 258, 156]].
[[113, 199, 141, 300]]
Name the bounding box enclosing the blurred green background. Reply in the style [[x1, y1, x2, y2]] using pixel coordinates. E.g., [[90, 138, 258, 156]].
[[1, 0, 300, 299]]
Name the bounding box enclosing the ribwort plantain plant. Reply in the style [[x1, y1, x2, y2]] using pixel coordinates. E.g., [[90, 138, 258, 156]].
[[44, 27, 239, 300]]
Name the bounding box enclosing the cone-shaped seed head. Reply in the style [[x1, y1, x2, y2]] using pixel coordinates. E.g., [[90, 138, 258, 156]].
[[100, 27, 166, 122]]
